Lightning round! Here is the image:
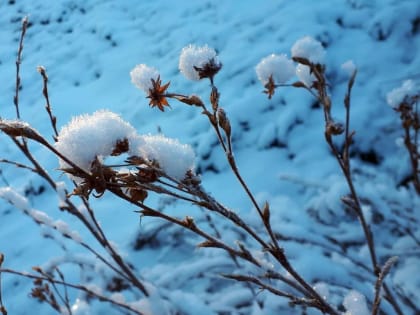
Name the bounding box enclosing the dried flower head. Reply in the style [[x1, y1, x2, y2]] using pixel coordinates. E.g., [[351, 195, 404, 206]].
[[147, 76, 171, 111], [179, 44, 221, 81]]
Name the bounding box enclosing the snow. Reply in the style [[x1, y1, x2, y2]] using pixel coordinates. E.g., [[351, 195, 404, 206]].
[[55, 110, 140, 174], [386, 79, 418, 107], [0, 1, 419, 315], [295, 63, 315, 88], [139, 134, 195, 180], [178, 44, 220, 81], [291, 36, 326, 64], [255, 53, 295, 85], [130, 64, 160, 94], [343, 290, 370, 315]]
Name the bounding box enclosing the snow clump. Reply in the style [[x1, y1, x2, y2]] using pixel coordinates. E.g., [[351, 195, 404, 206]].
[[295, 63, 316, 88], [138, 134, 195, 180], [386, 80, 418, 107], [55, 110, 195, 181], [343, 290, 369, 315], [291, 36, 326, 64], [179, 44, 220, 81], [130, 64, 160, 93], [55, 110, 142, 174], [255, 54, 295, 85]]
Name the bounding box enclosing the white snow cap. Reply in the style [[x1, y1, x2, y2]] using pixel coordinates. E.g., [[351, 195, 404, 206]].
[[55, 110, 141, 174], [179, 44, 220, 81], [343, 290, 369, 315], [386, 79, 418, 107], [295, 63, 315, 88], [255, 54, 295, 85], [130, 64, 160, 93], [138, 134, 195, 180], [291, 36, 326, 64]]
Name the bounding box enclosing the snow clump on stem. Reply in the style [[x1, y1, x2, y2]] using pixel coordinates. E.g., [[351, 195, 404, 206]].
[[55, 110, 142, 174], [179, 44, 221, 81], [137, 134, 195, 180], [255, 54, 295, 85], [291, 36, 326, 64], [130, 64, 160, 94], [386, 80, 418, 107]]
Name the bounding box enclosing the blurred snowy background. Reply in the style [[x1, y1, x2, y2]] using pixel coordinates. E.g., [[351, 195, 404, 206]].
[[0, 0, 419, 314]]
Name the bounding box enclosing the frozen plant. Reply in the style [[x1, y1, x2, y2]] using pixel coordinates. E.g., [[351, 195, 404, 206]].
[[0, 18, 418, 315], [179, 44, 221, 83], [387, 80, 420, 194], [255, 54, 295, 86], [130, 64, 160, 94]]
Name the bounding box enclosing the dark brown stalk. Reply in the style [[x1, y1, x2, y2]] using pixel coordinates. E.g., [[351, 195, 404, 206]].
[[0, 254, 6, 315], [37, 66, 59, 141], [14, 17, 28, 119], [372, 256, 398, 315]]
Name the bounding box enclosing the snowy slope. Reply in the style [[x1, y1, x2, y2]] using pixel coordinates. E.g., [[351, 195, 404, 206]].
[[0, 0, 419, 314]]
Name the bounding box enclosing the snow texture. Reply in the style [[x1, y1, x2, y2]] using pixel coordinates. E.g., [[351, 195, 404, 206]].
[[291, 36, 326, 64], [130, 64, 160, 94], [179, 44, 220, 81], [255, 54, 295, 85]]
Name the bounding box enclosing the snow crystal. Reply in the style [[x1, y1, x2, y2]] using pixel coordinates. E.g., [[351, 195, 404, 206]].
[[313, 282, 330, 301], [255, 53, 295, 85], [291, 36, 326, 64], [386, 79, 418, 107], [0, 187, 30, 210], [130, 64, 160, 94], [179, 44, 220, 81], [343, 290, 369, 315], [55, 110, 142, 175], [295, 63, 315, 88], [138, 134, 195, 180], [56, 181, 68, 207]]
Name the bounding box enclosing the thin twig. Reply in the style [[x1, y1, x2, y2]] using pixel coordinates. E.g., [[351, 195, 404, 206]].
[[14, 17, 28, 119]]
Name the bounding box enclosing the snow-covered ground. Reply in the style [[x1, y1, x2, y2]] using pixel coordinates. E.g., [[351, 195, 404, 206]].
[[0, 0, 419, 314]]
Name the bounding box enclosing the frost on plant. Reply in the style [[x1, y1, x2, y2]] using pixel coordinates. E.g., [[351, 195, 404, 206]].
[[291, 36, 325, 64], [179, 44, 221, 81], [255, 53, 295, 85], [130, 64, 160, 94]]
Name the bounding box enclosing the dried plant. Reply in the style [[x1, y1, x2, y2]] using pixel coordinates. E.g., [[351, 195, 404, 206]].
[[0, 17, 418, 315]]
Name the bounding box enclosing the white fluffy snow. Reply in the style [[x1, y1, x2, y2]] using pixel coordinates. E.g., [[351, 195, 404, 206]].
[[130, 64, 160, 94], [255, 54, 295, 85], [55, 110, 140, 174], [295, 63, 315, 88], [139, 134, 195, 180], [179, 44, 220, 81], [291, 36, 326, 64]]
